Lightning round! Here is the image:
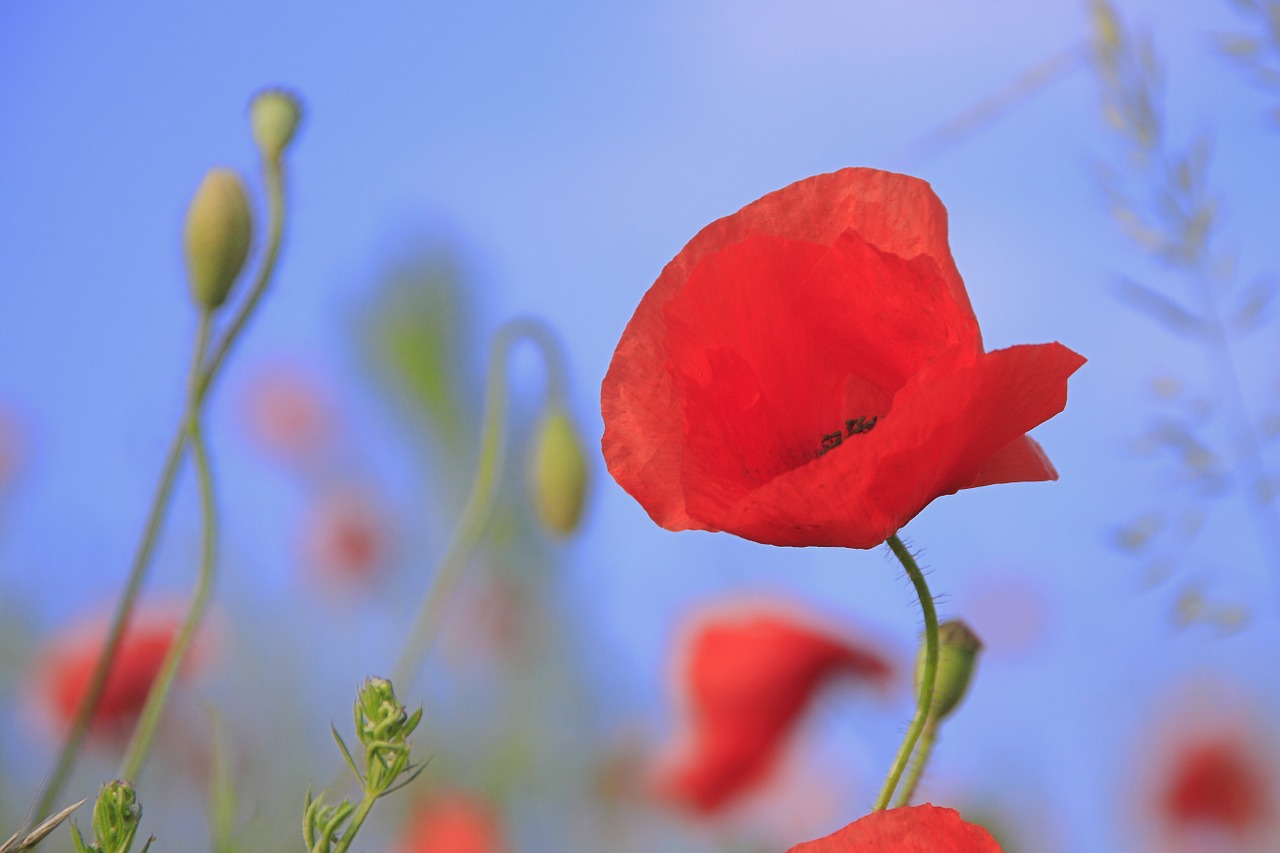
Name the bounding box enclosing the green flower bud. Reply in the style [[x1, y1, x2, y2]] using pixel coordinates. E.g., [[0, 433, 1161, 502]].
[[87, 780, 142, 853], [249, 88, 303, 162], [183, 168, 252, 311], [528, 406, 590, 536], [917, 619, 983, 723], [351, 676, 421, 794]]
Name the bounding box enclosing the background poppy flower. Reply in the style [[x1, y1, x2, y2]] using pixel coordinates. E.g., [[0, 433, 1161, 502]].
[[657, 603, 894, 812], [602, 167, 1085, 548], [1161, 734, 1273, 839], [394, 793, 507, 853], [297, 486, 393, 586], [30, 606, 207, 739], [1132, 681, 1280, 851], [786, 804, 1002, 852]]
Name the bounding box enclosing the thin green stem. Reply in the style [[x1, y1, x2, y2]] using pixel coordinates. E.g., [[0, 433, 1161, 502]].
[[32, 154, 289, 818], [893, 719, 938, 808], [118, 414, 218, 782], [32, 316, 210, 819], [328, 794, 377, 853], [873, 534, 938, 811], [391, 317, 566, 692]]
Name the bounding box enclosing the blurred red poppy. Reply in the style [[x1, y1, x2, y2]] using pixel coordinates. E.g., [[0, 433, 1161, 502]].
[[786, 804, 1002, 852], [298, 487, 392, 585], [602, 168, 1084, 548], [1161, 733, 1274, 840], [32, 607, 203, 738], [241, 363, 336, 466], [395, 794, 506, 853], [659, 604, 894, 812]]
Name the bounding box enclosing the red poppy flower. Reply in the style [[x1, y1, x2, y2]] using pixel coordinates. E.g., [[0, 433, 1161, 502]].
[[31, 606, 205, 738], [1161, 733, 1274, 839], [658, 603, 894, 812], [602, 168, 1084, 548], [786, 804, 1002, 852], [394, 794, 506, 853]]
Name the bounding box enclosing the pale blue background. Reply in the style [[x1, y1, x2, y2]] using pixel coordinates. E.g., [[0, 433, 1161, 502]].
[[2, 2, 1279, 850]]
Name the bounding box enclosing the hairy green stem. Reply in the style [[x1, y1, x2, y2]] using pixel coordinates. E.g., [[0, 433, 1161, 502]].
[[32, 156, 289, 819], [893, 719, 938, 807], [118, 414, 218, 782], [391, 317, 566, 692], [873, 534, 938, 811]]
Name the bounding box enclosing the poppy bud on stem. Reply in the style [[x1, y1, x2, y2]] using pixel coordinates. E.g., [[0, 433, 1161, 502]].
[[31, 86, 303, 820], [184, 169, 252, 312], [249, 88, 303, 164], [392, 317, 583, 692], [894, 620, 984, 807], [528, 405, 590, 536]]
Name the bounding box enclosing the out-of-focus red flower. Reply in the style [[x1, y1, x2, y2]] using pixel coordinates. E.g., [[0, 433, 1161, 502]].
[[786, 804, 1002, 852], [1136, 682, 1280, 851], [1161, 733, 1274, 840], [395, 794, 506, 853], [658, 604, 894, 813], [298, 487, 392, 585], [241, 363, 336, 465], [31, 607, 205, 739], [602, 167, 1084, 548]]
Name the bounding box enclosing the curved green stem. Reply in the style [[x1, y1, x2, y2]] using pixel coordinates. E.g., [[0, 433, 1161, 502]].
[[873, 534, 938, 811], [117, 414, 218, 782], [32, 155, 289, 818], [391, 317, 566, 692], [893, 719, 938, 807]]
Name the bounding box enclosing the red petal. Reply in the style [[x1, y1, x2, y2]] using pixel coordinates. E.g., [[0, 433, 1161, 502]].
[[964, 435, 1058, 488], [603, 169, 974, 533], [660, 606, 893, 812], [693, 342, 1085, 547], [786, 805, 1003, 852]]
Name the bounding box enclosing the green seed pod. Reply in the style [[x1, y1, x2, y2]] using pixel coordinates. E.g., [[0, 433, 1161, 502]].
[[917, 619, 983, 723], [183, 168, 252, 311], [528, 406, 590, 536], [249, 88, 302, 162]]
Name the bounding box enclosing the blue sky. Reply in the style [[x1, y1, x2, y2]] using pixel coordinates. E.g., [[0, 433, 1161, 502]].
[[3, 2, 1280, 850]]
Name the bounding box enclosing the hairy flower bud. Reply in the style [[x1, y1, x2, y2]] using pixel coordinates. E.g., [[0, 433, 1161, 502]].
[[250, 89, 302, 162], [183, 169, 252, 311], [527, 406, 590, 536], [917, 619, 983, 723]]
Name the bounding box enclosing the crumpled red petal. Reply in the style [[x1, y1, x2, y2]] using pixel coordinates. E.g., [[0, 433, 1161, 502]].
[[785, 804, 1003, 852]]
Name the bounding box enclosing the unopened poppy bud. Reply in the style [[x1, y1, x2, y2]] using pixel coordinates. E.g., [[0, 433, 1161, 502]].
[[528, 406, 589, 536], [183, 168, 252, 311], [249, 88, 302, 162], [917, 619, 983, 723]]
